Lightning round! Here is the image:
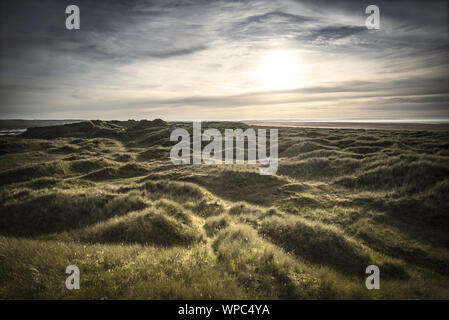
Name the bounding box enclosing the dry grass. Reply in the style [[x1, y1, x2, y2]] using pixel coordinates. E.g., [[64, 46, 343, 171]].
[[0, 120, 448, 299]]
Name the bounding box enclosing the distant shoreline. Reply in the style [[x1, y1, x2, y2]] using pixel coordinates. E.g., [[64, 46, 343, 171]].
[[1, 119, 449, 133], [0, 129, 27, 136], [0, 119, 84, 130], [245, 121, 449, 131]]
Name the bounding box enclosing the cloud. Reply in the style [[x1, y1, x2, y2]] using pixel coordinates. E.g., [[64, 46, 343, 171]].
[[303, 25, 367, 42], [238, 10, 315, 25], [0, 0, 448, 120]]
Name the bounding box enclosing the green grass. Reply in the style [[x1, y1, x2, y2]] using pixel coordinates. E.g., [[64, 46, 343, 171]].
[[0, 120, 449, 299]]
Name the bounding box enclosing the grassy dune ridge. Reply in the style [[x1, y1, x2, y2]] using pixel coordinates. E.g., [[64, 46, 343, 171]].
[[0, 119, 448, 299]]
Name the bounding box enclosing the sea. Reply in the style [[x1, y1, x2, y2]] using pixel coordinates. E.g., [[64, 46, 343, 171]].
[[0, 129, 27, 136]]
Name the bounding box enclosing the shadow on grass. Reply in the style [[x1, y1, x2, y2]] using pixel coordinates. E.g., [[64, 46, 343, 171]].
[[0, 192, 148, 237]]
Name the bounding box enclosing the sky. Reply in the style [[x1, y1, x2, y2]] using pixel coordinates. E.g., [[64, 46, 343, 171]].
[[0, 0, 448, 121]]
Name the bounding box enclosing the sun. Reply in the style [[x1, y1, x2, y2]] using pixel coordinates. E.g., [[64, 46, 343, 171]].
[[255, 50, 304, 90]]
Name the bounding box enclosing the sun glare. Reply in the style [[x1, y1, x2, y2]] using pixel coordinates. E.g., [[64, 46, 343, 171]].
[[255, 50, 304, 90]]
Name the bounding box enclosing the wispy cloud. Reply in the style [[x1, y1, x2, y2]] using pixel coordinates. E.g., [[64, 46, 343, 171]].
[[0, 0, 448, 120]]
